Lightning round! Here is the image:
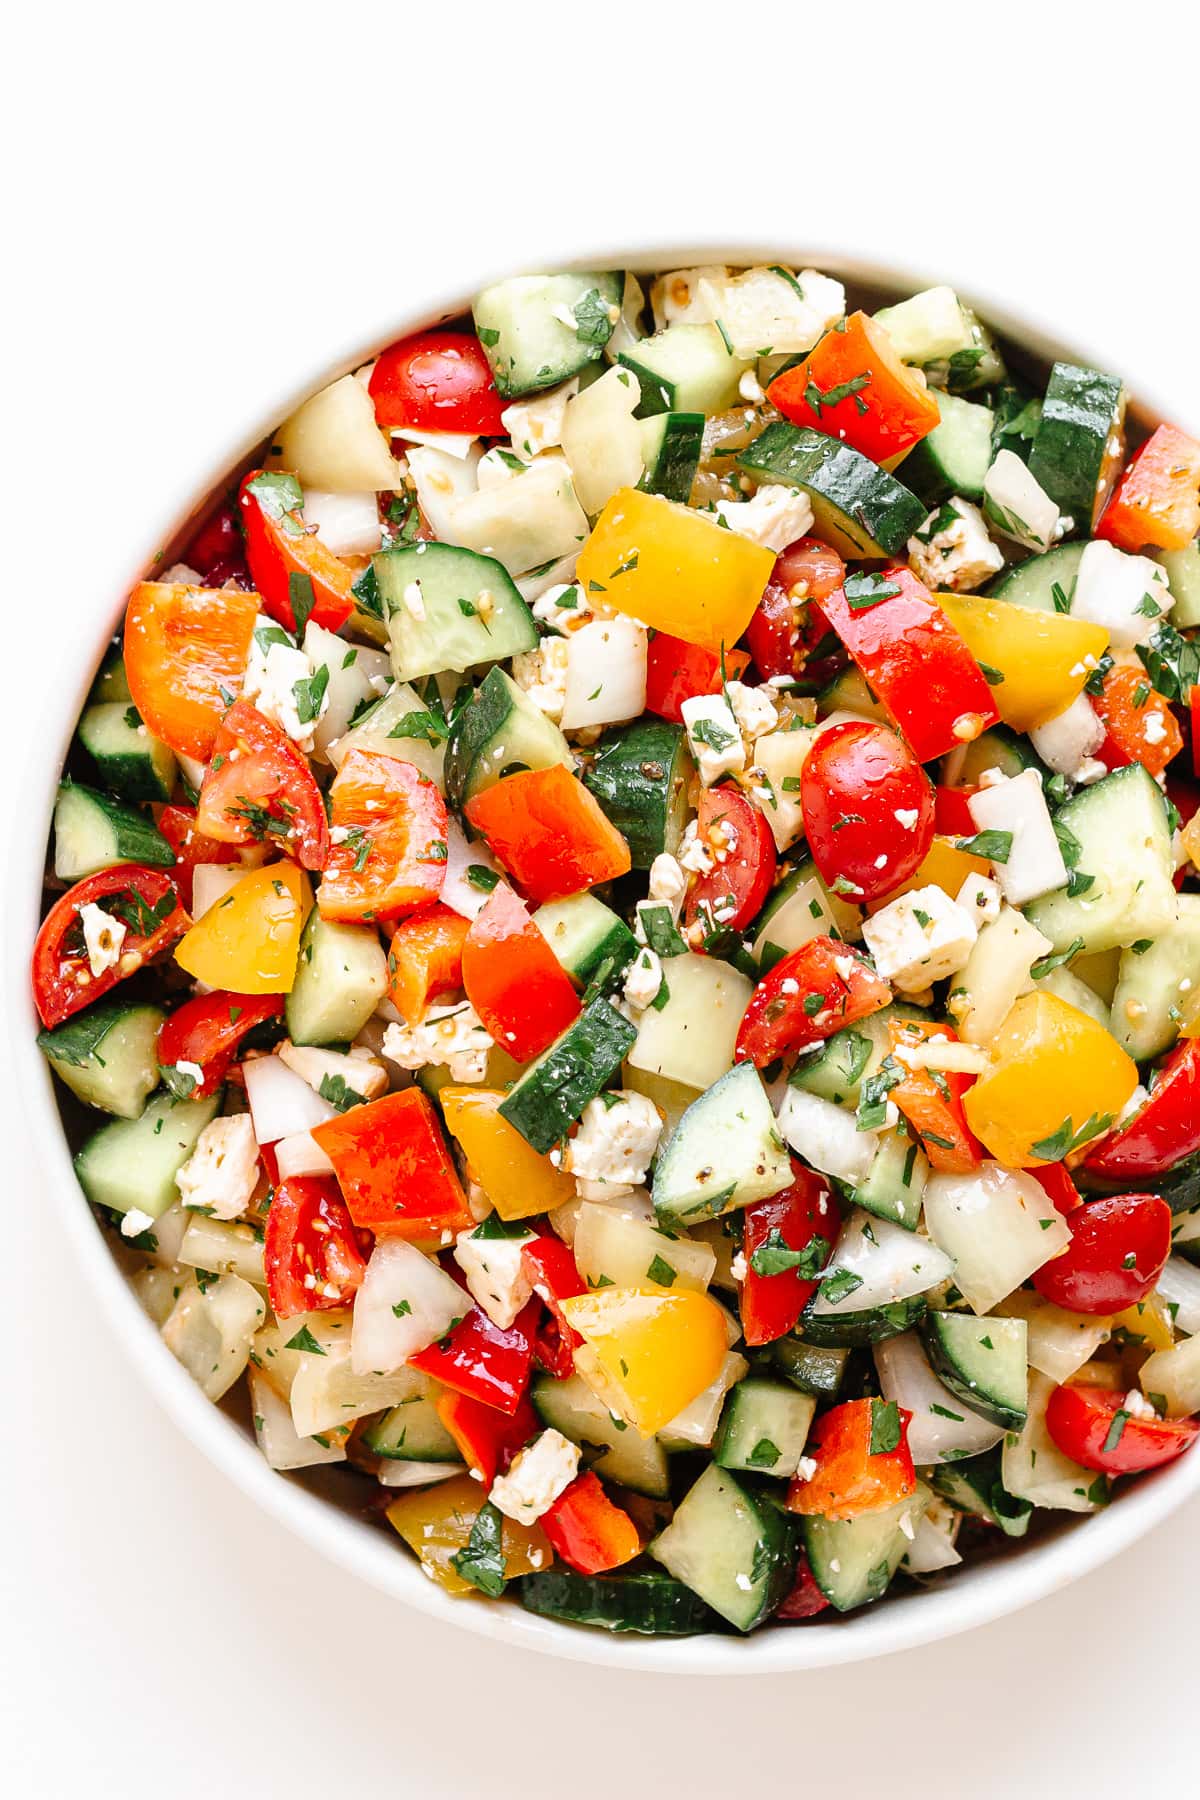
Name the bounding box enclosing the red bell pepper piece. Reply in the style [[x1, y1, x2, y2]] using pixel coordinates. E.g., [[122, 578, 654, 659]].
[[311, 1088, 472, 1241], [787, 1398, 916, 1522], [157, 990, 283, 1097], [1032, 1193, 1172, 1315], [645, 635, 749, 723], [461, 883, 581, 1062], [540, 1472, 641, 1574], [820, 566, 1000, 763], [775, 1551, 831, 1620], [32, 865, 189, 1029], [239, 469, 356, 633], [409, 1297, 539, 1416], [767, 313, 942, 463], [739, 1163, 840, 1346], [1045, 1383, 1200, 1475], [934, 784, 979, 837], [682, 783, 777, 939], [263, 1175, 366, 1319], [735, 936, 891, 1068], [434, 1390, 539, 1486], [1082, 1039, 1200, 1181], [1093, 665, 1182, 779], [521, 1235, 586, 1378], [386, 904, 470, 1025], [155, 803, 244, 909], [1095, 424, 1200, 554], [1192, 687, 1200, 781], [887, 1018, 984, 1174], [464, 764, 632, 905]]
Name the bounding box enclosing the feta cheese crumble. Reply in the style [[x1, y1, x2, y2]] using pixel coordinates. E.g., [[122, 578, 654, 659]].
[[490, 1428, 580, 1526], [500, 379, 578, 458], [563, 1091, 663, 1191], [242, 633, 325, 753], [382, 1002, 494, 1083], [681, 692, 745, 785], [511, 636, 570, 721], [531, 581, 593, 635], [861, 884, 979, 993], [79, 902, 127, 978], [725, 679, 779, 742], [716, 483, 815, 553], [453, 1225, 537, 1330], [175, 1114, 260, 1221], [623, 947, 663, 1011], [907, 497, 1004, 593]]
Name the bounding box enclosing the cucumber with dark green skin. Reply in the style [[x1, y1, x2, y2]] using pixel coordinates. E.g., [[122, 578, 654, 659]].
[[637, 412, 704, 502], [53, 780, 175, 880], [498, 996, 636, 1152], [37, 999, 165, 1119], [533, 893, 637, 991], [444, 666, 572, 807], [531, 1372, 669, 1496], [1077, 1150, 1200, 1217], [803, 1487, 926, 1612], [952, 722, 1047, 785], [990, 383, 1043, 467], [920, 1311, 1028, 1431], [736, 423, 927, 558], [928, 1449, 1033, 1537], [581, 718, 692, 869], [377, 542, 538, 681], [1158, 541, 1200, 629], [714, 1377, 816, 1478], [798, 1293, 927, 1348], [1028, 361, 1125, 529], [88, 644, 132, 704], [899, 392, 994, 505], [769, 1336, 848, 1398], [985, 540, 1087, 614], [517, 1567, 719, 1636], [77, 702, 177, 802]]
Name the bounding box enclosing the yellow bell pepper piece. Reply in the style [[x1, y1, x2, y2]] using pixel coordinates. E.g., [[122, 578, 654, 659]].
[[439, 1087, 576, 1222], [175, 862, 311, 993], [1112, 1294, 1176, 1353], [561, 1285, 728, 1438], [385, 1474, 552, 1596], [576, 487, 775, 653], [866, 835, 990, 913], [936, 592, 1110, 732], [963, 990, 1138, 1167]]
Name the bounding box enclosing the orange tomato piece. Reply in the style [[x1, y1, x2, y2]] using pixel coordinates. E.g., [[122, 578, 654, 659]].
[[318, 748, 448, 924], [387, 904, 470, 1024], [768, 312, 941, 462], [464, 765, 632, 905], [1094, 665, 1183, 779], [124, 581, 258, 760], [1096, 424, 1200, 553]]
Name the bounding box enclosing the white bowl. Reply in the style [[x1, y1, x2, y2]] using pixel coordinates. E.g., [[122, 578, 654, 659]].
[[13, 245, 1198, 1674]]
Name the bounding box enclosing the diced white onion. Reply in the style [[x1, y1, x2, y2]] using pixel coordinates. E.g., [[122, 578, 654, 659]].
[[351, 1239, 470, 1375], [243, 1055, 338, 1146]]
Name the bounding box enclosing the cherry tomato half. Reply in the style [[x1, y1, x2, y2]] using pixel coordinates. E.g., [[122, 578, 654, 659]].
[[263, 1176, 367, 1319], [1032, 1193, 1172, 1314], [1082, 1039, 1200, 1182], [368, 330, 507, 438], [33, 866, 190, 1029], [801, 721, 934, 904], [683, 783, 777, 941], [157, 990, 283, 1097], [197, 700, 329, 871], [735, 935, 891, 1068], [745, 537, 846, 682], [1045, 1383, 1199, 1475]]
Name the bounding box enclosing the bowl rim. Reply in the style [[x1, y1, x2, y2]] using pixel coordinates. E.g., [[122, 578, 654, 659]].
[[12, 240, 1199, 1675]]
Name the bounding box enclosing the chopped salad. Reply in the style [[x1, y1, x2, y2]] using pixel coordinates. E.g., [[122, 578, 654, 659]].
[[34, 261, 1200, 1637]]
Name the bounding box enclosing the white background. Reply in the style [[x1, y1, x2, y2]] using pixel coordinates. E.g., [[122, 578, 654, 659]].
[[4, 6, 1198, 1795]]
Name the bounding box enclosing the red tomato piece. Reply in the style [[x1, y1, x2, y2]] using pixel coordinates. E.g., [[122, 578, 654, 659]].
[[317, 749, 447, 923], [735, 936, 891, 1068], [155, 803, 248, 908], [434, 1390, 539, 1488], [368, 329, 506, 438], [682, 783, 777, 940], [1082, 1040, 1200, 1181], [739, 1163, 840, 1347], [888, 1018, 984, 1174], [311, 1088, 471, 1241], [238, 470, 356, 633], [768, 313, 941, 462], [461, 883, 581, 1063], [33, 866, 189, 1029], [386, 904, 470, 1025], [263, 1176, 367, 1319], [1093, 665, 1183, 779], [409, 1298, 539, 1416], [787, 1398, 916, 1521], [820, 566, 1000, 763], [775, 1551, 831, 1620], [187, 504, 242, 577], [197, 700, 329, 871], [1045, 1383, 1200, 1475], [644, 637, 749, 724], [124, 580, 259, 761], [1030, 1161, 1082, 1216], [1096, 424, 1200, 554], [464, 765, 631, 906], [540, 1472, 641, 1575], [800, 721, 934, 905], [1032, 1193, 1172, 1314], [157, 991, 282, 1097], [934, 784, 979, 836], [745, 537, 846, 683], [521, 1235, 586, 1379]]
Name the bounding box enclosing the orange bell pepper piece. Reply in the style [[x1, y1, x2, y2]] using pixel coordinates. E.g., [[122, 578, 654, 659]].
[[318, 749, 449, 924], [311, 1087, 471, 1240], [461, 883, 581, 1062], [439, 1087, 577, 1221], [464, 764, 632, 905], [541, 1473, 641, 1575], [1096, 424, 1200, 553], [768, 312, 941, 462], [787, 1398, 916, 1521], [887, 1017, 984, 1173], [124, 580, 259, 760], [387, 903, 470, 1024], [1093, 665, 1183, 779]]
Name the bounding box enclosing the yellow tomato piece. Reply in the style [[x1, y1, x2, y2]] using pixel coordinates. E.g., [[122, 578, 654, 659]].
[[439, 1087, 576, 1222], [1113, 1294, 1175, 1353], [174, 862, 311, 993], [561, 1285, 728, 1438], [576, 488, 775, 653], [384, 1474, 552, 1597], [963, 990, 1138, 1167], [936, 593, 1110, 732], [867, 835, 990, 913]]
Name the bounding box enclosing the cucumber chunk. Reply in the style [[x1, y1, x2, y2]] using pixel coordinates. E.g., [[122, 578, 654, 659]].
[[899, 392, 994, 505], [377, 542, 537, 681], [532, 1372, 669, 1497], [361, 1393, 461, 1462], [517, 1567, 717, 1635], [1109, 895, 1200, 1061], [649, 1464, 795, 1631], [1025, 763, 1177, 954], [803, 1484, 928, 1612], [637, 412, 704, 502], [89, 644, 132, 704], [714, 1377, 816, 1478], [752, 856, 863, 968], [849, 1126, 929, 1231], [37, 1000, 165, 1119], [53, 781, 174, 881], [652, 1063, 793, 1224], [285, 911, 389, 1046], [985, 541, 1087, 614], [928, 1449, 1033, 1537], [799, 1294, 928, 1348], [1029, 361, 1126, 530], [498, 996, 636, 1152], [619, 323, 748, 417], [533, 893, 637, 991], [581, 719, 692, 868], [473, 271, 622, 397], [444, 666, 572, 808], [626, 952, 753, 1093], [75, 1090, 222, 1220], [1158, 541, 1200, 629], [921, 1311, 1029, 1431], [77, 702, 178, 802], [770, 1337, 848, 1398], [952, 722, 1046, 784], [737, 423, 926, 558]]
